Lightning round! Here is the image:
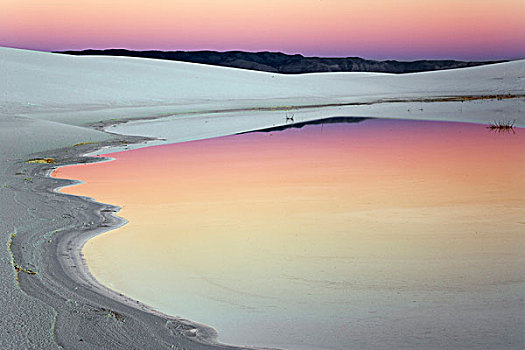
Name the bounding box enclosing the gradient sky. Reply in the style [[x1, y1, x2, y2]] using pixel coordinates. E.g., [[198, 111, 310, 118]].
[[2, 0, 524, 60]]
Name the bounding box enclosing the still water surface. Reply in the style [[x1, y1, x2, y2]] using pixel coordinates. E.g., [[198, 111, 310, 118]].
[[54, 119, 525, 350]]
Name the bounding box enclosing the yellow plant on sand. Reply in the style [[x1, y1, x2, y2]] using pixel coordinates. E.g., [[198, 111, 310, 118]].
[[26, 158, 55, 164], [73, 142, 95, 147]]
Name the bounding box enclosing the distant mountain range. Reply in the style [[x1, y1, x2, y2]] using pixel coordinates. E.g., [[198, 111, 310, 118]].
[[56, 49, 505, 74]]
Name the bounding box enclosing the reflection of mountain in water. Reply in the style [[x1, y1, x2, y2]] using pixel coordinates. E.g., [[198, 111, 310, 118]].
[[243, 117, 370, 134]]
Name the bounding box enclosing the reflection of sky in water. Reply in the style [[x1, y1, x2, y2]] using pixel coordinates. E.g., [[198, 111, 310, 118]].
[[54, 119, 525, 350]]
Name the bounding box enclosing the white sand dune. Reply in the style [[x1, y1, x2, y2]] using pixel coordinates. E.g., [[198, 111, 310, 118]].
[[0, 46, 524, 349], [2, 47, 523, 149], [2, 47, 524, 125]]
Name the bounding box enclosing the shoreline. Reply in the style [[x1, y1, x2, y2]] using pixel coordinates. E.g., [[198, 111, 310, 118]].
[[47, 117, 525, 350], [86, 93, 525, 132], [7, 101, 525, 349], [10, 134, 253, 349], [1, 48, 523, 349], [8, 112, 524, 349]]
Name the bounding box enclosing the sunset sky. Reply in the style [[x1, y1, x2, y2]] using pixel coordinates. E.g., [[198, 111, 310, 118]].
[[1, 0, 524, 60]]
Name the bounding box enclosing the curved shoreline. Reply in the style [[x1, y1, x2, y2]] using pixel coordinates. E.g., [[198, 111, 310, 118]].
[[2, 48, 523, 349], [9, 111, 525, 349], [11, 135, 259, 350]]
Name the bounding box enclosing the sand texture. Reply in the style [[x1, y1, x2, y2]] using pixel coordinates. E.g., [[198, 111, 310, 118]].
[[0, 47, 524, 349]]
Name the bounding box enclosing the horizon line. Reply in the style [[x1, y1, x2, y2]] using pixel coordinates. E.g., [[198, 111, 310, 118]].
[[3, 45, 524, 63]]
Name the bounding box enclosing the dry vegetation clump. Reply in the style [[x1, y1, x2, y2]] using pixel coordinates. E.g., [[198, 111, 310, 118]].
[[26, 158, 55, 164], [73, 142, 95, 147], [487, 120, 516, 133]]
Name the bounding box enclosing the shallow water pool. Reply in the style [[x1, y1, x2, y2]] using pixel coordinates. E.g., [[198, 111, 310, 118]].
[[54, 118, 525, 350]]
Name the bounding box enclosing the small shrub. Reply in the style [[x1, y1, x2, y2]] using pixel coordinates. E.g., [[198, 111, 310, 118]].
[[487, 120, 515, 133]]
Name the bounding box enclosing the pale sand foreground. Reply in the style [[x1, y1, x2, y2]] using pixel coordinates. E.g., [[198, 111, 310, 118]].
[[0, 47, 524, 349]]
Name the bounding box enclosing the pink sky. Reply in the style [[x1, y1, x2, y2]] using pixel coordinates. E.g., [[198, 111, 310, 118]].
[[1, 0, 524, 60]]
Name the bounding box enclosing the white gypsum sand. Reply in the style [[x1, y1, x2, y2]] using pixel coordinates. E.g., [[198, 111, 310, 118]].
[[0, 47, 524, 349]]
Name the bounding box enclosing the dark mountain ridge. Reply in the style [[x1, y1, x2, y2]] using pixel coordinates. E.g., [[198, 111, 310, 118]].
[[56, 49, 505, 74]]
